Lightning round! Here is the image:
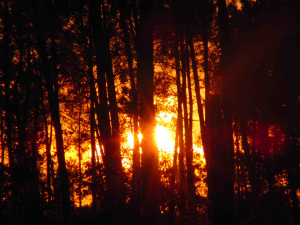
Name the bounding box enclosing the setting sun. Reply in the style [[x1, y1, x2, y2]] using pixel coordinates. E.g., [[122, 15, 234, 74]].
[[155, 125, 174, 154], [127, 125, 174, 154]]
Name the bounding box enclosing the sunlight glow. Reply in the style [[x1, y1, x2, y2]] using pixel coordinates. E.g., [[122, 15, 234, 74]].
[[127, 125, 174, 154], [194, 146, 206, 163], [156, 125, 174, 154], [96, 144, 101, 157], [127, 133, 142, 149]]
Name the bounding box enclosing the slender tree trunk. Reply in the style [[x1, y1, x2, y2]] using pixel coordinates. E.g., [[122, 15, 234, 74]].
[[185, 40, 195, 210], [217, 0, 235, 171], [198, 0, 211, 125], [284, 109, 300, 225], [209, 95, 234, 225], [31, 1, 71, 221], [239, 114, 257, 193], [187, 32, 209, 167], [30, 88, 43, 220], [234, 124, 241, 197], [78, 103, 82, 210], [169, 123, 178, 224], [180, 33, 192, 213], [215, 2, 235, 223], [38, 47, 55, 205], [137, 0, 159, 223], [102, 4, 124, 195], [14, 40, 28, 163], [174, 31, 186, 215], [1, 115, 4, 165], [89, 0, 120, 215], [3, 1, 16, 209], [84, 22, 98, 213], [186, 42, 193, 163], [118, 0, 141, 218], [89, 51, 97, 213], [4, 0, 14, 171], [0, 115, 4, 204], [42, 102, 53, 204]]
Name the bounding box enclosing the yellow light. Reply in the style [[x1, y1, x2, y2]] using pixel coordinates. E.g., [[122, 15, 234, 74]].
[[156, 125, 174, 154]]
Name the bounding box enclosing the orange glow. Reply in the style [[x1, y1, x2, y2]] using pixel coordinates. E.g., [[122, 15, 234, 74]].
[[127, 125, 174, 153], [156, 125, 174, 154]]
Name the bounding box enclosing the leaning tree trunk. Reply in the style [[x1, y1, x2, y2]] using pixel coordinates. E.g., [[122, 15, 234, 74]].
[[102, 4, 124, 205], [88, 0, 121, 216]]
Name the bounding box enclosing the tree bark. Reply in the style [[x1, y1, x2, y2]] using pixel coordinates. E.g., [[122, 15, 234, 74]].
[[117, 0, 141, 218], [209, 95, 234, 225], [185, 40, 195, 210], [217, 0, 235, 171], [174, 30, 186, 215], [42, 102, 54, 204], [88, 0, 121, 215], [137, 0, 159, 223], [4, 0, 14, 171], [187, 32, 209, 167], [30, 1, 71, 221], [169, 122, 179, 224], [85, 22, 98, 213]]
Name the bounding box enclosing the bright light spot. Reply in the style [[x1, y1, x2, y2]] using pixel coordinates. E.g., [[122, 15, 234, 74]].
[[127, 125, 174, 154], [158, 112, 174, 123], [127, 133, 134, 149], [96, 145, 101, 156], [194, 146, 204, 155], [122, 157, 131, 169], [156, 125, 174, 154], [127, 133, 142, 149], [194, 146, 205, 163]]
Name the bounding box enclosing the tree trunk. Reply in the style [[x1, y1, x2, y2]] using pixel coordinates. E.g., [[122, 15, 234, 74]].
[[30, 87, 43, 221], [137, 0, 159, 223], [31, 1, 71, 221], [4, 0, 14, 171], [284, 108, 300, 225], [102, 2, 124, 191], [216, 0, 235, 172], [185, 40, 195, 210], [78, 103, 82, 210], [1, 115, 4, 165], [169, 122, 179, 224], [209, 95, 234, 225], [187, 32, 209, 167], [117, 0, 141, 218], [180, 32, 192, 212], [42, 101, 53, 204], [239, 113, 257, 193], [85, 23, 98, 213], [88, 0, 120, 215], [174, 30, 186, 215]]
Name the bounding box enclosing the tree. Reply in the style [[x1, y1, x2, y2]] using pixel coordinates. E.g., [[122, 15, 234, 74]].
[[30, 0, 71, 221], [137, 0, 159, 223]]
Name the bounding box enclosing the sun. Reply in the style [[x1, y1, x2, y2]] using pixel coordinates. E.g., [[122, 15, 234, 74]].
[[155, 125, 174, 154], [127, 125, 174, 154]]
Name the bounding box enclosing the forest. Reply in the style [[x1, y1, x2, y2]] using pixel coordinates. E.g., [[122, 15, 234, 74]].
[[0, 0, 299, 224]]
